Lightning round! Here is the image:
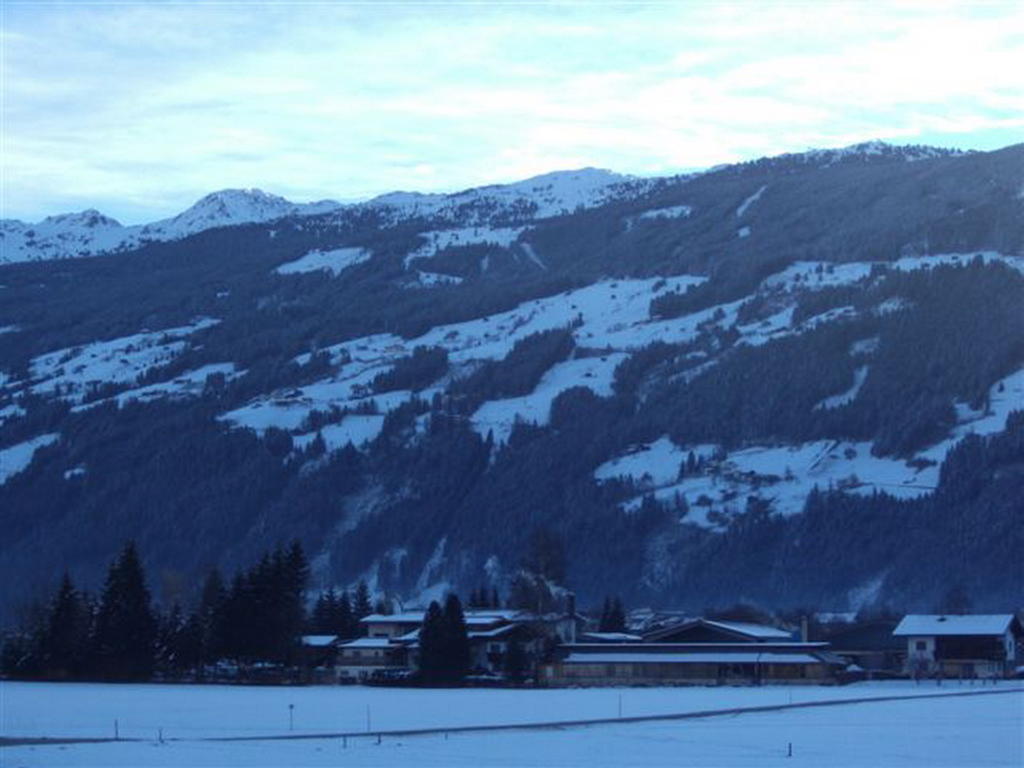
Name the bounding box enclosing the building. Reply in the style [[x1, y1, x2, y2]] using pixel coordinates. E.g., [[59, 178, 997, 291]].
[[541, 618, 847, 686], [893, 614, 1023, 678]]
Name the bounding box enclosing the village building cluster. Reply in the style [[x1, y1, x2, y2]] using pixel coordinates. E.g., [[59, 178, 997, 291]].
[[301, 605, 1023, 687]]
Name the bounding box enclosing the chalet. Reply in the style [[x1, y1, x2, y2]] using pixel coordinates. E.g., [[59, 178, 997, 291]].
[[335, 637, 411, 680], [894, 614, 1023, 678], [542, 618, 847, 686]]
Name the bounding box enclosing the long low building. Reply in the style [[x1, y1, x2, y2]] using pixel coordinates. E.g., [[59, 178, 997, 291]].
[[542, 642, 847, 686]]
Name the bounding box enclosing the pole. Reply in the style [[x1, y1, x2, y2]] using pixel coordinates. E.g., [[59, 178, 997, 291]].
[[289, 704, 295, 731], [787, 742, 792, 758], [617, 694, 622, 719], [366, 704, 371, 733], [114, 719, 119, 741]]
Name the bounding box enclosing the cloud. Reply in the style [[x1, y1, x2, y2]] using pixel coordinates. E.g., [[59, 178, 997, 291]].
[[2, 1, 1022, 222]]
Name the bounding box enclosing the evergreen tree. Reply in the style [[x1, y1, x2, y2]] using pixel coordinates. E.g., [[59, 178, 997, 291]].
[[417, 600, 446, 684], [93, 541, 156, 680], [40, 572, 89, 679], [336, 590, 355, 638], [353, 580, 373, 621], [442, 593, 470, 684], [198, 568, 227, 665]]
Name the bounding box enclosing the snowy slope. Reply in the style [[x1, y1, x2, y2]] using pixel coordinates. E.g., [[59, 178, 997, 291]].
[[0, 191, 342, 264]]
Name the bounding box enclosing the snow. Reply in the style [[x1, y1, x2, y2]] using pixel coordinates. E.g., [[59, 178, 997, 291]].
[[562, 651, 820, 664], [894, 614, 1015, 637], [738, 226, 751, 238], [403, 227, 527, 269], [63, 465, 86, 480], [71, 363, 242, 412], [413, 271, 464, 287], [736, 185, 767, 218], [618, 439, 938, 527], [762, 261, 874, 291], [370, 167, 657, 226], [0, 190, 341, 264], [0, 402, 26, 426], [594, 437, 716, 487], [471, 353, 627, 443], [18, 318, 220, 403], [0, 324, 20, 335], [292, 415, 387, 452], [275, 247, 370, 276], [2, 682, 1020, 768], [637, 204, 692, 221], [814, 366, 868, 410], [0, 433, 59, 485]]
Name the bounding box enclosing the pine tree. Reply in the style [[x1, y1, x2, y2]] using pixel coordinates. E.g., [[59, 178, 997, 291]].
[[198, 568, 226, 665], [353, 580, 373, 622], [417, 600, 446, 684], [502, 636, 527, 683], [442, 593, 470, 684], [40, 572, 89, 679], [337, 590, 355, 638], [93, 541, 156, 680]]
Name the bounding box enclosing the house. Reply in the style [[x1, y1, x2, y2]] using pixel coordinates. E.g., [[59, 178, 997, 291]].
[[335, 637, 411, 680], [893, 614, 1023, 678], [338, 608, 569, 682], [541, 618, 847, 686]]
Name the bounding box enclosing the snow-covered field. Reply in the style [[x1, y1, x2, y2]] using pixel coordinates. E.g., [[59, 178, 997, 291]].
[[2, 682, 1020, 767]]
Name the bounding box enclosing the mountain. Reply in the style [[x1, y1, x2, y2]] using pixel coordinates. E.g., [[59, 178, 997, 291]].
[[0, 140, 1022, 625], [0, 169, 654, 265]]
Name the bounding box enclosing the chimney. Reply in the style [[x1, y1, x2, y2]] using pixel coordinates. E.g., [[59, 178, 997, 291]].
[[800, 615, 809, 643]]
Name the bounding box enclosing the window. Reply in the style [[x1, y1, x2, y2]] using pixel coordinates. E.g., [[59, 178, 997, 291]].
[[915, 641, 926, 651]]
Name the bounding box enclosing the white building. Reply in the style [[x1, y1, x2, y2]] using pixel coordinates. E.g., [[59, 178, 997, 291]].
[[893, 614, 1022, 678]]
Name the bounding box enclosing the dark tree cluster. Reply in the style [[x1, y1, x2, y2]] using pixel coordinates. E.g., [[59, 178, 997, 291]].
[[1, 540, 312, 681], [417, 594, 471, 685]]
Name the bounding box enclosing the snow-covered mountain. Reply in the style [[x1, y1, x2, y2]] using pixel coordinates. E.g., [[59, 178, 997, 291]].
[[1, 139, 1021, 623], [0, 169, 653, 265], [0, 141, 963, 265], [0, 189, 343, 264]]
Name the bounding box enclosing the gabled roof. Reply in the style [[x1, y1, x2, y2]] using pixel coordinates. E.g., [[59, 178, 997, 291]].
[[300, 634, 339, 647], [644, 618, 794, 643], [893, 614, 1017, 637]]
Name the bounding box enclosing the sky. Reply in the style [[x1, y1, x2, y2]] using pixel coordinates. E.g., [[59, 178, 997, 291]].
[[2, 1, 1023, 224]]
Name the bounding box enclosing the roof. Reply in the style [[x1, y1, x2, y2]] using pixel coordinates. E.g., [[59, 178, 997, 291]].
[[562, 652, 825, 665], [893, 615, 1016, 637], [644, 618, 794, 642], [300, 634, 338, 647], [361, 609, 522, 625], [580, 632, 644, 643], [339, 637, 399, 648]]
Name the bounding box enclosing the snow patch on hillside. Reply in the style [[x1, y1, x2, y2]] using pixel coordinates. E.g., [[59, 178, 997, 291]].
[[815, 366, 868, 410], [0, 433, 59, 485], [275, 247, 370, 276], [594, 437, 716, 487], [292, 415, 387, 452], [20, 318, 219, 402], [403, 227, 527, 268], [638, 205, 692, 221], [71, 363, 242, 412], [738, 226, 751, 238], [472, 353, 627, 443], [736, 185, 767, 217]]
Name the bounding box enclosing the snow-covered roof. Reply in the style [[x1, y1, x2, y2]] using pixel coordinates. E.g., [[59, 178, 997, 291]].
[[893, 615, 1016, 637], [562, 652, 824, 665], [300, 634, 338, 647], [339, 637, 399, 648], [361, 612, 426, 624], [580, 632, 644, 642], [703, 619, 794, 640]]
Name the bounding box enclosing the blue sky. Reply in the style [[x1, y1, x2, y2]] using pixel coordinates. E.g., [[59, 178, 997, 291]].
[[2, 1, 1022, 224]]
